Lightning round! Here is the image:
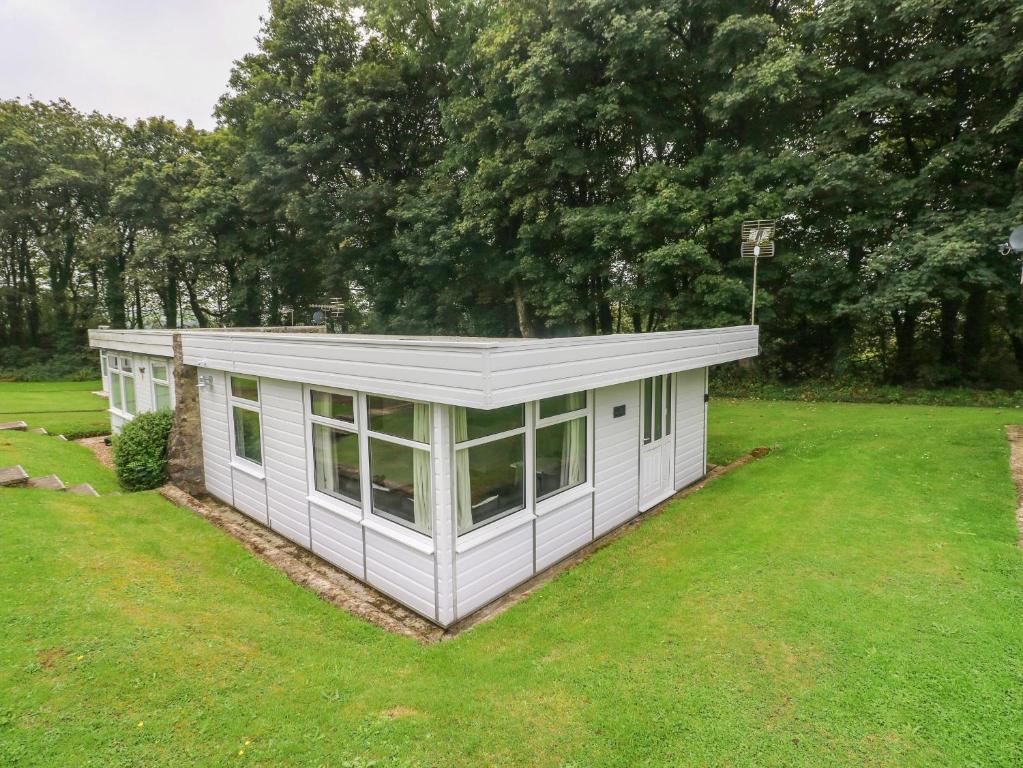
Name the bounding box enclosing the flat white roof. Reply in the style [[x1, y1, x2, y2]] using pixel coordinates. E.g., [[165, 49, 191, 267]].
[[89, 325, 758, 408]]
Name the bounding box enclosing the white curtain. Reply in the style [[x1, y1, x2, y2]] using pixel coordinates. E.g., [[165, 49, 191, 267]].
[[312, 423, 334, 494], [412, 403, 433, 533], [560, 416, 586, 487], [454, 408, 473, 534]]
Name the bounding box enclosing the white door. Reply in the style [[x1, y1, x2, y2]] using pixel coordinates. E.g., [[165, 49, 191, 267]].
[[639, 374, 675, 510]]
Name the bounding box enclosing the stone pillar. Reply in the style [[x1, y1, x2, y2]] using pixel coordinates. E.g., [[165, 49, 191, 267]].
[[166, 333, 206, 495]]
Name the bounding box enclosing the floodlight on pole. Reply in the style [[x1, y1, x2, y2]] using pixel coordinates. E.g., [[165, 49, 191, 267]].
[[1000, 224, 1023, 284], [741, 219, 776, 325]]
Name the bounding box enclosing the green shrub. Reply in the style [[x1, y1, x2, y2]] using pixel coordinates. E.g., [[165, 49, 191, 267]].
[[113, 411, 174, 491]]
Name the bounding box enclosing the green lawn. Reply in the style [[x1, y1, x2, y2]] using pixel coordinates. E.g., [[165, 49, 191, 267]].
[[0, 380, 109, 438], [1, 399, 1022, 767]]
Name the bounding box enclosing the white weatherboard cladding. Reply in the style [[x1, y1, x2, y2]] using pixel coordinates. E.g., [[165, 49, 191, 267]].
[[454, 518, 533, 618], [593, 381, 641, 536], [365, 528, 437, 618], [179, 325, 757, 409], [674, 369, 707, 489], [182, 333, 488, 407], [309, 500, 364, 576], [487, 327, 757, 406], [197, 368, 232, 504], [535, 492, 594, 571], [232, 466, 268, 524], [110, 411, 127, 435], [260, 378, 311, 547], [88, 329, 175, 358], [132, 361, 153, 414]]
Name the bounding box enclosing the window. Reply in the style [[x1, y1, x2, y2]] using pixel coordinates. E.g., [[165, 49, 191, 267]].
[[643, 375, 672, 444], [152, 361, 172, 412], [454, 404, 526, 534], [230, 376, 262, 464], [535, 391, 587, 501], [100, 350, 108, 382], [109, 356, 122, 411], [231, 375, 259, 402], [108, 355, 136, 416], [308, 388, 360, 506], [366, 395, 432, 534]]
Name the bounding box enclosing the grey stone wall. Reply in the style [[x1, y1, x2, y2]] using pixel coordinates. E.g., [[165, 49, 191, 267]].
[[166, 334, 206, 495]]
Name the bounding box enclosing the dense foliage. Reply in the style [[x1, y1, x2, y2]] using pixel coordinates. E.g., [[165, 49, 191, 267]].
[[112, 410, 174, 491], [1, 0, 1021, 386]]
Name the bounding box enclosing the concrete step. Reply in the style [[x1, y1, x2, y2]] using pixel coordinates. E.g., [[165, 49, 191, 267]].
[[28, 427, 48, 435], [0, 465, 29, 487], [0, 421, 28, 432], [26, 474, 65, 491], [55, 434, 69, 441], [66, 483, 100, 497]]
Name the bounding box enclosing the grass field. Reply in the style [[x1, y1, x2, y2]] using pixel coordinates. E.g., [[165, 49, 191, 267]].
[[1, 396, 1022, 766], [0, 380, 109, 438]]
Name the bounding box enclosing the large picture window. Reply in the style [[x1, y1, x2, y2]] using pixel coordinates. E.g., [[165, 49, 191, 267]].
[[454, 404, 526, 535], [535, 391, 587, 500], [108, 355, 136, 416], [230, 375, 262, 465], [308, 388, 361, 506], [367, 396, 432, 534]]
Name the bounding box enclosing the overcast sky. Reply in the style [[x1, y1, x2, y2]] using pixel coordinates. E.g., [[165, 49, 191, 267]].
[[0, 0, 268, 129]]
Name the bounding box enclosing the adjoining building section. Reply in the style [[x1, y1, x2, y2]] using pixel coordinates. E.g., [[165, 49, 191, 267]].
[[88, 326, 758, 627]]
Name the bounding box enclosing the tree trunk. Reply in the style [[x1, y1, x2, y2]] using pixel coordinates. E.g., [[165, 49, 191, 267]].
[[891, 308, 918, 383], [938, 298, 960, 380], [512, 278, 535, 338], [961, 289, 988, 379], [184, 278, 208, 327]]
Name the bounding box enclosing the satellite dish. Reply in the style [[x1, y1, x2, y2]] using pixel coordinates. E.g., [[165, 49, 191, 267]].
[[312, 310, 325, 325], [1010, 225, 1023, 253]]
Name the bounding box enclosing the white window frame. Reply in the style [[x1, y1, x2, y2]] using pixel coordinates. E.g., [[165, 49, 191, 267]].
[[99, 350, 109, 390], [642, 374, 672, 446], [454, 405, 528, 536], [228, 375, 263, 468], [364, 393, 433, 537], [534, 391, 590, 504], [304, 384, 361, 513], [150, 358, 174, 412], [108, 354, 136, 420]]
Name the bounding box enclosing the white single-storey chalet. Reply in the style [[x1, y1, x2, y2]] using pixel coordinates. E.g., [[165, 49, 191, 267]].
[[88, 326, 758, 626]]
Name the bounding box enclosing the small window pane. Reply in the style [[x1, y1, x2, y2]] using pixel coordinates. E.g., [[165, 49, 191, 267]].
[[100, 353, 108, 377], [311, 390, 355, 423], [456, 433, 525, 534], [312, 423, 361, 504], [535, 416, 586, 500], [154, 383, 172, 412], [458, 404, 524, 443], [123, 378, 136, 415], [110, 356, 119, 371], [643, 378, 653, 444], [231, 376, 259, 402], [111, 373, 123, 410], [120, 357, 131, 370], [368, 396, 430, 443], [233, 406, 262, 464], [152, 363, 168, 383], [369, 437, 432, 533], [539, 391, 586, 420]]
